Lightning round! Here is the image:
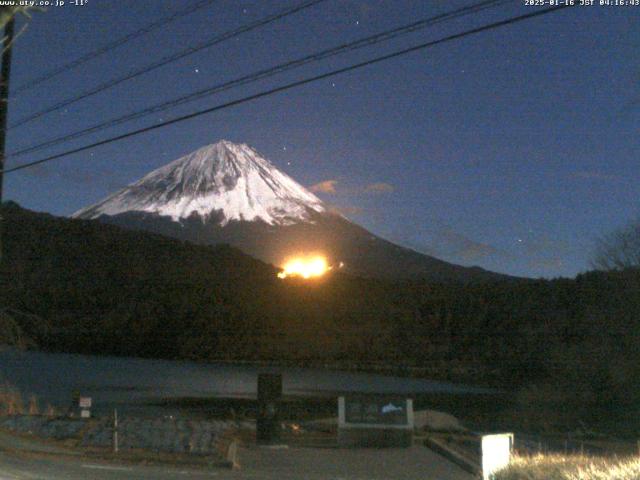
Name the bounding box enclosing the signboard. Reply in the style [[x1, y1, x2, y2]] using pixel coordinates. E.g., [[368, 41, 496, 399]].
[[481, 433, 513, 480], [79, 397, 92, 408], [344, 396, 409, 425], [338, 395, 414, 447], [80, 409, 91, 418]]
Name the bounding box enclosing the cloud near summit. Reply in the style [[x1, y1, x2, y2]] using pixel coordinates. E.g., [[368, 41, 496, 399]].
[[309, 180, 395, 195], [309, 180, 338, 194], [364, 182, 394, 194]]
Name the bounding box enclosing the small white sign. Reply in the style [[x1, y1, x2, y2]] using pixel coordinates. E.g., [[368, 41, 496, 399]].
[[80, 409, 91, 418], [482, 433, 513, 480], [79, 397, 92, 408]]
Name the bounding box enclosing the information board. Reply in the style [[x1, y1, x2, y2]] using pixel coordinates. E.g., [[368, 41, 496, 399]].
[[344, 396, 409, 425], [338, 395, 414, 447]]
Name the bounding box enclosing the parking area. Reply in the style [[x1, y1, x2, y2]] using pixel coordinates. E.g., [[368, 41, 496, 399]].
[[235, 444, 476, 480]]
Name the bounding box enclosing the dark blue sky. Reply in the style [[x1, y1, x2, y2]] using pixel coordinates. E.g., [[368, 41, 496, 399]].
[[4, 0, 639, 278]]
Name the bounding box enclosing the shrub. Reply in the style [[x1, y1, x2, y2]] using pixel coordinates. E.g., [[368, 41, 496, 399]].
[[28, 395, 39, 415], [0, 383, 24, 415]]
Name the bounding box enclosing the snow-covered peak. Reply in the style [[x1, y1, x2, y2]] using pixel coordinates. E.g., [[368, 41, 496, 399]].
[[72, 140, 326, 225]]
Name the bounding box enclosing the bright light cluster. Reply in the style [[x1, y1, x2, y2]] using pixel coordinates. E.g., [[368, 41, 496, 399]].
[[277, 256, 330, 279]]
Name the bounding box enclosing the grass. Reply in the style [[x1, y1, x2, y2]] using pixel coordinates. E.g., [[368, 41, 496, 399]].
[[494, 454, 640, 480]]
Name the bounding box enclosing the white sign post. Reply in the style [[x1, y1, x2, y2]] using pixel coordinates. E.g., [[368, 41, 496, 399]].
[[79, 397, 92, 418], [481, 433, 513, 480]]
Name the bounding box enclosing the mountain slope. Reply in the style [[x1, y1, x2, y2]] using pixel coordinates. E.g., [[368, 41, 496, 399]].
[[74, 140, 507, 282], [74, 141, 324, 226]]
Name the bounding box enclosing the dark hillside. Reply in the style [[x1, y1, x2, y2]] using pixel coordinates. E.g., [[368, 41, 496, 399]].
[[2, 202, 640, 433]]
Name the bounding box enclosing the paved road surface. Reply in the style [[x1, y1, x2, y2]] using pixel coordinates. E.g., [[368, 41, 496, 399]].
[[0, 445, 474, 480], [0, 451, 215, 479], [239, 444, 475, 480]]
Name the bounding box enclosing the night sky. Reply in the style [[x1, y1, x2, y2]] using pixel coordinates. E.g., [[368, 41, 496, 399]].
[[3, 0, 639, 278]]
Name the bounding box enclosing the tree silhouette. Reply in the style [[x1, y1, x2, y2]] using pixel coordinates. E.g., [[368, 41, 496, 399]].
[[592, 218, 640, 271]]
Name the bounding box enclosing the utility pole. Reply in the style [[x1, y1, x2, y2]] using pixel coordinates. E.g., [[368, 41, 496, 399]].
[[0, 14, 15, 264]]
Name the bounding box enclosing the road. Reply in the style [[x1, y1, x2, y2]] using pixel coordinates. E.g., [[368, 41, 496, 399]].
[[0, 451, 215, 479], [0, 445, 475, 480]]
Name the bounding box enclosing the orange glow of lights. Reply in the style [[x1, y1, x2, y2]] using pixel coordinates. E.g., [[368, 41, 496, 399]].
[[277, 256, 330, 279]]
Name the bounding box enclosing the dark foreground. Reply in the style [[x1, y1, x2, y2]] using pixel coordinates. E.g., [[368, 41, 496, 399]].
[[0, 443, 474, 480]]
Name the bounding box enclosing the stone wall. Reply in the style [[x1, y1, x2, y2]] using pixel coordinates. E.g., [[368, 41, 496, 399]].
[[0, 415, 251, 455]]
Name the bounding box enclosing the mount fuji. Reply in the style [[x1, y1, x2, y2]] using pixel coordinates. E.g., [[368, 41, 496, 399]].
[[73, 140, 504, 282]]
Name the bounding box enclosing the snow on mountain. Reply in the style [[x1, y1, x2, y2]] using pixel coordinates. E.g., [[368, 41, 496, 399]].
[[71, 140, 509, 282], [73, 140, 326, 225]]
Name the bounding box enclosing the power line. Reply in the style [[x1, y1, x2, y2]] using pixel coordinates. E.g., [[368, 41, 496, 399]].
[[6, 0, 512, 160], [1, 5, 572, 176], [7, 0, 327, 129], [12, 0, 218, 95]]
